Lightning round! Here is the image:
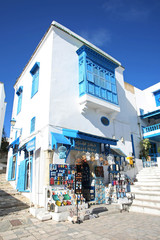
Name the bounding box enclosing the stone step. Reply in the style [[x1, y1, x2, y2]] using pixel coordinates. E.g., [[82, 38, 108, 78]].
[[137, 174, 160, 178], [136, 178, 160, 182], [133, 199, 160, 208], [137, 173, 160, 177], [134, 181, 160, 186], [131, 185, 160, 192], [129, 204, 160, 216], [133, 192, 160, 201]]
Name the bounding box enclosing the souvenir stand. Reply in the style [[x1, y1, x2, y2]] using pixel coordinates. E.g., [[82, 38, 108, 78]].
[[45, 139, 133, 222]]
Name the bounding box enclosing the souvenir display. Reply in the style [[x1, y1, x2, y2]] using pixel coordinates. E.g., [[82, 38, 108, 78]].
[[46, 150, 133, 222], [49, 164, 75, 189]]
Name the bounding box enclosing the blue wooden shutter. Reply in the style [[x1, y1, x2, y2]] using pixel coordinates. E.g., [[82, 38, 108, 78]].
[[154, 91, 160, 107], [8, 156, 13, 180], [31, 69, 39, 97], [16, 160, 26, 192], [30, 117, 36, 133], [17, 93, 22, 115]]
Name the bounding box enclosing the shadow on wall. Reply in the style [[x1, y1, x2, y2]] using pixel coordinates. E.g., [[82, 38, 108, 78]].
[[81, 79, 140, 144]]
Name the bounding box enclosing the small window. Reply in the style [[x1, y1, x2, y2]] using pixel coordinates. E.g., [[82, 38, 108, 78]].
[[101, 116, 110, 126], [16, 86, 23, 115], [153, 90, 160, 107], [30, 62, 40, 98], [30, 117, 36, 133]]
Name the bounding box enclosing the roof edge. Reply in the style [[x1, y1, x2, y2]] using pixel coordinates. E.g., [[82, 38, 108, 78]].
[[51, 21, 121, 67]]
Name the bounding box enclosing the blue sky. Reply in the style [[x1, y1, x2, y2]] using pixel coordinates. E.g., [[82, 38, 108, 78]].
[[1, 0, 160, 137]]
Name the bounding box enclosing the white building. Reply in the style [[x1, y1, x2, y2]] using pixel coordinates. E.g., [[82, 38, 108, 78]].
[[6, 21, 159, 208], [0, 82, 6, 148]]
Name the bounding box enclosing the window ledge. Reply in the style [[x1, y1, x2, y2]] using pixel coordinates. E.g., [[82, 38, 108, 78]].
[[79, 94, 120, 117]]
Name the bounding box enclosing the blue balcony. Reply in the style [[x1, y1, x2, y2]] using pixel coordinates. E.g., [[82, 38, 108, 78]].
[[143, 123, 160, 141]]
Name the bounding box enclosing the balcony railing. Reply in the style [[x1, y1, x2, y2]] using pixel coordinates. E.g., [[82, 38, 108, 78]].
[[143, 123, 160, 134]]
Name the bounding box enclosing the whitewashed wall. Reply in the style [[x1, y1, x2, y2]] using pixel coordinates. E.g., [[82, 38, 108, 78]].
[[48, 27, 141, 157], [0, 83, 6, 148]]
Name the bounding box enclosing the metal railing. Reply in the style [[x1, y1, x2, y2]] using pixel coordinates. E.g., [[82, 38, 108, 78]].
[[143, 123, 160, 134], [142, 156, 158, 168]]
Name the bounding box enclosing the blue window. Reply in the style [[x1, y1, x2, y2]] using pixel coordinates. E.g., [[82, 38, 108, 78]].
[[153, 90, 160, 107], [30, 62, 40, 98], [30, 117, 36, 133], [76, 45, 119, 105], [16, 86, 23, 115], [139, 108, 144, 116], [101, 116, 110, 126], [8, 154, 17, 181]]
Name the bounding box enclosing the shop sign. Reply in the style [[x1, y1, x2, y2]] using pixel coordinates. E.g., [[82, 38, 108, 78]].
[[74, 139, 100, 153], [26, 137, 36, 152]]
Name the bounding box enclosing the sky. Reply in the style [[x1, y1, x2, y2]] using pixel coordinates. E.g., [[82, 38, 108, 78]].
[[1, 0, 160, 137]]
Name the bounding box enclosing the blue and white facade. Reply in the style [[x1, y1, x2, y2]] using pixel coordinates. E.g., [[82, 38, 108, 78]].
[[6, 21, 157, 207], [135, 83, 160, 160], [0, 82, 6, 148]]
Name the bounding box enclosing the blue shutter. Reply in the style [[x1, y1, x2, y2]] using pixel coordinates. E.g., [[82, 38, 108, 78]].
[[16, 160, 26, 192], [154, 91, 160, 107], [30, 117, 36, 133], [17, 93, 22, 115], [8, 156, 13, 180], [31, 68, 39, 98]]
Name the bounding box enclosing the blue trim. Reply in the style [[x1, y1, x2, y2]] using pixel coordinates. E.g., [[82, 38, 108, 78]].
[[63, 128, 117, 146], [76, 45, 118, 73], [153, 90, 160, 107], [143, 123, 160, 134], [26, 137, 36, 152], [8, 156, 13, 181], [101, 116, 110, 126], [77, 45, 119, 106], [141, 109, 160, 119], [17, 157, 33, 192], [16, 86, 23, 96], [17, 92, 22, 115], [30, 62, 40, 98], [30, 117, 36, 133], [51, 132, 71, 149], [8, 137, 20, 149], [131, 134, 135, 157], [30, 62, 40, 75], [143, 132, 160, 139]]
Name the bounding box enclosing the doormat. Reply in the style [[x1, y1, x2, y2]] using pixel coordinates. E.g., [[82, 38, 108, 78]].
[[10, 219, 22, 226]]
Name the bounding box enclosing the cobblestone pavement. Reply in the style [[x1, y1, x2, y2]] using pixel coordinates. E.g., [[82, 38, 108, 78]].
[[1, 173, 160, 240], [1, 211, 160, 240]]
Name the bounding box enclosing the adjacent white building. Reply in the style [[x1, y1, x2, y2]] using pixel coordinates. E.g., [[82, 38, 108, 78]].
[[0, 82, 6, 148], [6, 21, 160, 208]]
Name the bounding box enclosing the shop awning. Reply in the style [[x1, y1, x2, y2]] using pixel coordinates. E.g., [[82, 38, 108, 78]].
[[51, 132, 71, 149], [110, 146, 126, 157], [8, 137, 20, 149], [62, 128, 117, 146]]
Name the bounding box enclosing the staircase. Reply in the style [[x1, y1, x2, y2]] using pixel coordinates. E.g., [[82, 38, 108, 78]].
[[130, 167, 160, 216], [0, 173, 30, 217]]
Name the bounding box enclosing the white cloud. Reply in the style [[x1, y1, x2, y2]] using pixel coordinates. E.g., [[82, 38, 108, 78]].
[[80, 28, 111, 48], [102, 0, 152, 21]]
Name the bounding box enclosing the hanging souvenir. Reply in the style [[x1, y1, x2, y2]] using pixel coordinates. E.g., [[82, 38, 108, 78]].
[[58, 145, 67, 159], [82, 152, 86, 161], [86, 152, 91, 161], [99, 154, 104, 161], [90, 153, 95, 161], [95, 153, 99, 161]]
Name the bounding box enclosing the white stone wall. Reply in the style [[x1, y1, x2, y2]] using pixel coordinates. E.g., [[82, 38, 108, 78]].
[[0, 83, 6, 148]]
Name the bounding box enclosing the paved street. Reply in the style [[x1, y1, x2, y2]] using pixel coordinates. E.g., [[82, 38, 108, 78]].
[[1, 173, 160, 240]]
